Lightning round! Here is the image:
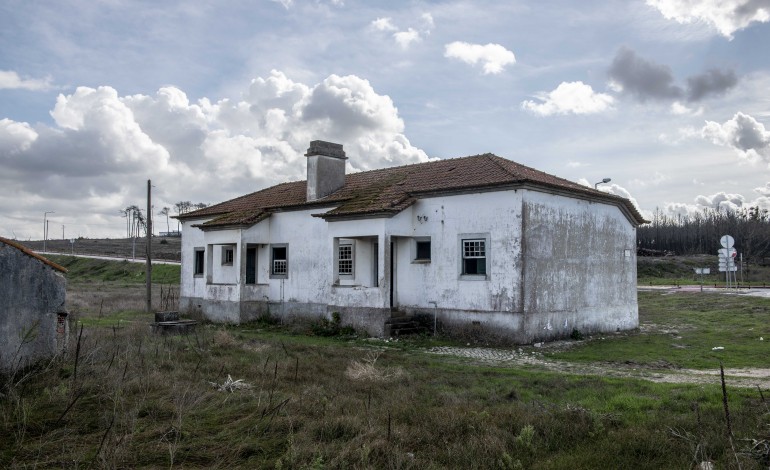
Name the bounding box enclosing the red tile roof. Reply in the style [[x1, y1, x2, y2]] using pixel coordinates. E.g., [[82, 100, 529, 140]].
[[179, 153, 647, 227], [0, 237, 68, 273]]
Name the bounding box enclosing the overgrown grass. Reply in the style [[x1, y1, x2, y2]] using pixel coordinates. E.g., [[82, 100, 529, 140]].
[[0, 325, 765, 469], [2, 297, 769, 468], [49, 255, 180, 285], [3, 256, 767, 467], [547, 291, 770, 369]]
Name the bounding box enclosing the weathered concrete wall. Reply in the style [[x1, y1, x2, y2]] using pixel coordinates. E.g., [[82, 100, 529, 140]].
[[179, 187, 638, 343], [388, 191, 524, 314], [520, 191, 638, 339], [307, 154, 347, 201], [0, 243, 67, 373]]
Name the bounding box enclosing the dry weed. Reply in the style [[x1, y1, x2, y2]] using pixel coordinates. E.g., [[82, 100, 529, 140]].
[[208, 375, 252, 393], [212, 329, 237, 348], [345, 350, 405, 383]]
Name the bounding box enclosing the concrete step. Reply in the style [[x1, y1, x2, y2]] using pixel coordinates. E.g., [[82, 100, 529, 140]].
[[384, 317, 428, 337]]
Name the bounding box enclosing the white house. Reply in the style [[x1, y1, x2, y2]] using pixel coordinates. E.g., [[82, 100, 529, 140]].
[[177, 140, 646, 342]]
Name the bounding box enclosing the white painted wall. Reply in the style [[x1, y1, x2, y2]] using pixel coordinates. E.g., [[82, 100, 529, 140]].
[[180, 218, 210, 301], [180, 186, 638, 340], [521, 190, 638, 332], [389, 190, 524, 313]]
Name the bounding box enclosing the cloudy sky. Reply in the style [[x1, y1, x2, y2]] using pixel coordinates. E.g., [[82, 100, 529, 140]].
[[1, 0, 769, 240]]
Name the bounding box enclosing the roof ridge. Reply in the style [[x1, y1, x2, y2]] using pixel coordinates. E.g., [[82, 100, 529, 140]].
[[483, 153, 519, 178]]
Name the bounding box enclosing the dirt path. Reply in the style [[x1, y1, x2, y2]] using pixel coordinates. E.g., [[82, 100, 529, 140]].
[[425, 346, 770, 389]]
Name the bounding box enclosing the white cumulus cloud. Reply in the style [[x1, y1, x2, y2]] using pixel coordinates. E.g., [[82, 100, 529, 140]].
[[0, 71, 429, 239], [369, 14, 434, 50], [647, 0, 770, 38], [444, 42, 516, 75], [0, 70, 55, 91], [521, 81, 614, 116], [701, 112, 770, 162], [371, 17, 397, 32], [0, 119, 38, 154], [394, 28, 421, 49]]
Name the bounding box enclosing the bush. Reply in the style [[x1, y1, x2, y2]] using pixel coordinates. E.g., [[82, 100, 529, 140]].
[[310, 312, 355, 337]]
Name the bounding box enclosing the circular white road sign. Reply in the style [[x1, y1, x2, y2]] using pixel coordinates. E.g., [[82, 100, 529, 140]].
[[720, 235, 734, 248]]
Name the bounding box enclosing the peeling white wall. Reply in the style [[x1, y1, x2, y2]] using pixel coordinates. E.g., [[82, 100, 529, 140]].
[[391, 190, 523, 313], [179, 186, 638, 340], [521, 190, 638, 334]]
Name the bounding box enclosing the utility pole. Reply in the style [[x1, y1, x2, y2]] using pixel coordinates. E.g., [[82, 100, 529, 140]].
[[146, 179, 153, 313], [43, 211, 54, 252], [62, 224, 65, 240]]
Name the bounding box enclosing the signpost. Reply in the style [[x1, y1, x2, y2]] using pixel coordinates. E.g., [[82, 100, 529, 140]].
[[694, 268, 710, 292], [718, 235, 738, 289]]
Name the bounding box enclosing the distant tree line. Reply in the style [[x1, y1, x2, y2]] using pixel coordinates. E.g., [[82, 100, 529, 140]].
[[120, 201, 208, 237], [638, 207, 770, 265]]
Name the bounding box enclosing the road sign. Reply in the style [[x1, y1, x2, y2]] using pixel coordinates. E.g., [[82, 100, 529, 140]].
[[720, 235, 734, 248], [718, 248, 736, 257], [719, 266, 738, 272]]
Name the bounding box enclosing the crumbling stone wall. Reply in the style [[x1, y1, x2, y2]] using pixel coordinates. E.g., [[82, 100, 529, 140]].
[[0, 241, 67, 373]]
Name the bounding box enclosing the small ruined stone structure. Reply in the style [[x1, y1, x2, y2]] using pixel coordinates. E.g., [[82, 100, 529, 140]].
[[0, 237, 68, 373], [177, 141, 647, 343]]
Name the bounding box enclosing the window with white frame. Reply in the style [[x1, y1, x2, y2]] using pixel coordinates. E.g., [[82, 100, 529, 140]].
[[271, 245, 288, 278], [462, 239, 486, 275], [338, 243, 354, 276]]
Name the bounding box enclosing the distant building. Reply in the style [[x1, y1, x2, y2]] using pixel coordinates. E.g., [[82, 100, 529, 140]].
[[176, 140, 646, 342], [0, 237, 68, 373]]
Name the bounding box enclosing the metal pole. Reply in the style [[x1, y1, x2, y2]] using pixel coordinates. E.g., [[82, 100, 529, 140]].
[[146, 179, 152, 313]]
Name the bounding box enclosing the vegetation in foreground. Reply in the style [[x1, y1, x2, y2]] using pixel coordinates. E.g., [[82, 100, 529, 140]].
[[1, 251, 767, 468], [2, 292, 770, 468], [2, 321, 768, 469]]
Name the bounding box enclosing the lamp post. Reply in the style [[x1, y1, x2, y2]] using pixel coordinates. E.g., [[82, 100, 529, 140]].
[[594, 178, 611, 190], [43, 211, 55, 252]]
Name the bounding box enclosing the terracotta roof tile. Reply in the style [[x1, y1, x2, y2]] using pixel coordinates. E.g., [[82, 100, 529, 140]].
[[178, 154, 647, 227], [0, 237, 68, 273]]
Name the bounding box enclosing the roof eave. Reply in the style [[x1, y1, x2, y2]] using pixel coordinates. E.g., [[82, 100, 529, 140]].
[[194, 223, 254, 231], [314, 210, 401, 221], [0, 237, 68, 273]]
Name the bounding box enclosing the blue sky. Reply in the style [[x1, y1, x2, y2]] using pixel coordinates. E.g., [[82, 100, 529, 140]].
[[1, 0, 769, 239]]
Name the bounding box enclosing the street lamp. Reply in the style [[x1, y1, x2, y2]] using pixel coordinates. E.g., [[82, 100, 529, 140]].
[[594, 178, 611, 190], [43, 211, 55, 252]]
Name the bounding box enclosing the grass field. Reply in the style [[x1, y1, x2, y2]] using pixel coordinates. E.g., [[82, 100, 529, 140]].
[[637, 254, 770, 286], [2, 258, 770, 468]]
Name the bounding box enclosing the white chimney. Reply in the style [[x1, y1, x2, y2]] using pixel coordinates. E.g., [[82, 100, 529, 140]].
[[305, 140, 347, 201]]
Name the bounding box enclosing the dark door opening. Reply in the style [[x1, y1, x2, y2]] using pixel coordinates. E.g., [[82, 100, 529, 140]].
[[389, 239, 396, 308], [246, 247, 256, 284]]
